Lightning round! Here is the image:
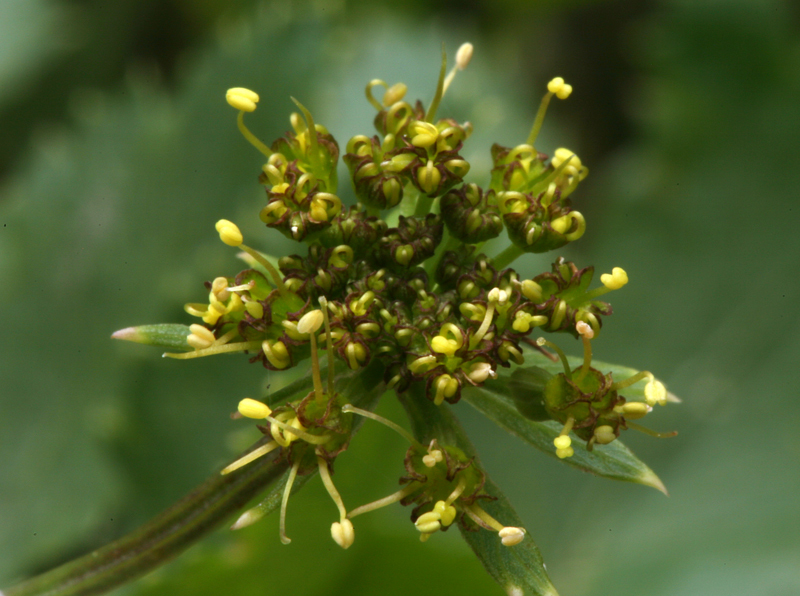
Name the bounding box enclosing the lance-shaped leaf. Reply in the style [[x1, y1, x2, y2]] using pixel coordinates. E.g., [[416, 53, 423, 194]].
[[399, 385, 559, 596], [461, 354, 668, 494]]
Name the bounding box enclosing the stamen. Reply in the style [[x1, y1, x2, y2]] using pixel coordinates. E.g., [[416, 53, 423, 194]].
[[425, 43, 448, 122], [317, 453, 348, 521], [526, 77, 572, 148], [442, 42, 473, 95], [319, 296, 336, 396], [290, 97, 321, 173], [280, 459, 301, 544], [609, 370, 652, 393], [464, 502, 504, 532], [575, 320, 594, 381], [470, 288, 506, 349], [212, 328, 239, 347], [627, 422, 678, 439], [535, 337, 572, 380], [220, 440, 279, 475], [445, 475, 467, 506], [233, 108, 273, 158], [553, 417, 575, 458], [298, 309, 325, 403], [348, 484, 420, 519], [266, 415, 331, 445], [239, 244, 288, 295], [164, 341, 262, 360], [341, 405, 423, 449]]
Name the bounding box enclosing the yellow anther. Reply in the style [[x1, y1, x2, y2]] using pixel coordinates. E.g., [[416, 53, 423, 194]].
[[349, 291, 375, 317], [260, 200, 289, 225], [422, 444, 444, 467], [433, 501, 457, 526], [546, 77, 573, 100], [409, 355, 438, 375], [467, 362, 496, 384], [556, 446, 574, 459], [187, 324, 216, 350], [430, 323, 464, 356], [553, 435, 572, 450], [297, 309, 324, 335], [552, 147, 583, 176], [644, 378, 667, 407], [416, 161, 441, 194], [455, 42, 474, 70], [345, 342, 367, 369], [410, 121, 439, 148], [520, 279, 543, 302], [329, 245, 354, 269], [415, 511, 442, 534], [383, 82, 408, 107], [226, 87, 259, 112], [331, 519, 355, 549], [498, 527, 526, 547], [600, 267, 629, 290], [433, 374, 459, 406], [244, 300, 264, 320], [618, 402, 652, 420], [576, 320, 594, 339], [487, 287, 508, 304], [215, 219, 243, 247], [262, 339, 290, 369], [238, 398, 272, 419], [594, 425, 617, 445]]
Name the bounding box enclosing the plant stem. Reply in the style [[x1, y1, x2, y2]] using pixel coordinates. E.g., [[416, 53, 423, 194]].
[[492, 244, 524, 270], [4, 444, 288, 596]]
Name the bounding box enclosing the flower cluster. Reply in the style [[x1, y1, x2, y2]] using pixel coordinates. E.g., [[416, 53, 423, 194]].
[[115, 43, 675, 565]]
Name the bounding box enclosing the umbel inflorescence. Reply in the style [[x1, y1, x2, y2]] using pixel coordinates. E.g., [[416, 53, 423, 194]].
[[114, 43, 675, 587]]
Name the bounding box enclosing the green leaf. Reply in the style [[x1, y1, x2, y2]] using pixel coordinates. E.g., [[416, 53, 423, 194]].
[[111, 324, 193, 350], [399, 385, 559, 596], [462, 353, 668, 494]]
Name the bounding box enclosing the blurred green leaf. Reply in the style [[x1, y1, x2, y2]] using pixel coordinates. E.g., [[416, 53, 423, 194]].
[[400, 386, 559, 596]]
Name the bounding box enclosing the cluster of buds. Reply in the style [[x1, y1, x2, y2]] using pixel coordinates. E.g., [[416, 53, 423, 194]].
[[116, 43, 675, 556]]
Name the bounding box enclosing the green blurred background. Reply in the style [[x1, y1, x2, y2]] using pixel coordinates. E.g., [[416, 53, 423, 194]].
[[2, 0, 799, 594]]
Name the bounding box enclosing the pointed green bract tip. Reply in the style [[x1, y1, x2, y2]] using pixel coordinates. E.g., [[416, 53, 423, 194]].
[[111, 327, 140, 341], [638, 468, 669, 496]]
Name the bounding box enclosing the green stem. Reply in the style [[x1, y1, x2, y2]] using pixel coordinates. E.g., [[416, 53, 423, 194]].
[[4, 445, 288, 596], [492, 244, 524, 270], [413, 193, 434, 218]]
